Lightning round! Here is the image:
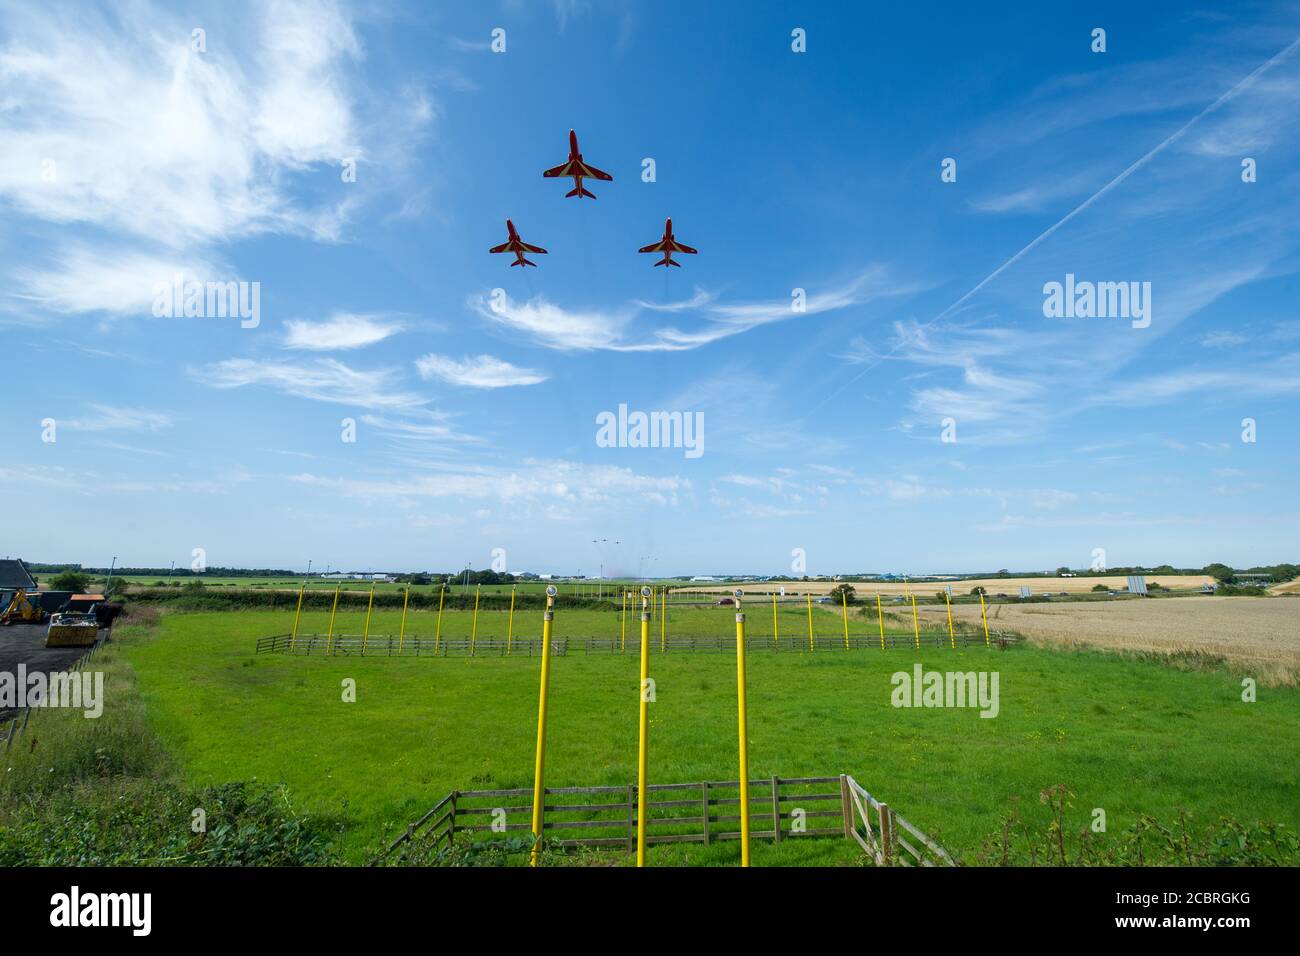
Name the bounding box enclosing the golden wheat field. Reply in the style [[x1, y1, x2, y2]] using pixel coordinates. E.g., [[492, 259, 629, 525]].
[[681, 574, 1214, 597], [911, 595, 1300, 676]]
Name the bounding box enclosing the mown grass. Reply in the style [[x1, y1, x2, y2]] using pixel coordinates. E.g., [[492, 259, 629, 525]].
[[116, 607, 1300, 865]]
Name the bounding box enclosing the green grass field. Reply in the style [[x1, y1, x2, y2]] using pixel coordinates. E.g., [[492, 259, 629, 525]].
[[115, 605, 1300, 865]]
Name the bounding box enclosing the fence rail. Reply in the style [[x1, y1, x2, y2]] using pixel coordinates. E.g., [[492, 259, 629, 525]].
[[375, 773, 953, 866], [257, 631, 1014, 658], [255, 633, 568, 657]]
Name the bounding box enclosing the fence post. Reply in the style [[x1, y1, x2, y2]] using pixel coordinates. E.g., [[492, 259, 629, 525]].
[[626, 785, 635, 852], [771, 776, 781, 843], [839, 774, 852, 839], [702, 781, 710, 845], [878, 803, 894, 866]]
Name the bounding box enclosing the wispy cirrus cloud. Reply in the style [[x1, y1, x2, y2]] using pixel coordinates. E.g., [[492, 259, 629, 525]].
[[192, 358, 426, 409], [470, 267, 917, 353], [415, 354, 548, 388], [62, 403, 172, 432], [290, 458, 689, 505], [283, 312, 404, 351]]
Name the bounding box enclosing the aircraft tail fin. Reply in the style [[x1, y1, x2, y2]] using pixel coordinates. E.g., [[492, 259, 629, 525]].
[[511, 257, 538, 268], [655, 256, 680, 268], [565, 186, 597, 199]]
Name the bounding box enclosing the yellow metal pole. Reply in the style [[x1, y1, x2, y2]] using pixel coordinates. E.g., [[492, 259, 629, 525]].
[[530, 586, 559, 867], [877, 594, 885, 650], [734, 590, 751, 867], [636, 587, 652, 866], [290, 584, 305, 651], [841, 589, 850, 650], [806, 592, 814, 652], [621, 591, 627, 652], [398, 586, 410, 653], [434, 584, 445, 655], [362, 585, 375, 654], [980, 591, 990, 647], [910, 593, 920, 649], [944, 590, 955, 648], [326, 585, 340, 654], [471, 584, 481, 656], [507, 585, 516, 656]]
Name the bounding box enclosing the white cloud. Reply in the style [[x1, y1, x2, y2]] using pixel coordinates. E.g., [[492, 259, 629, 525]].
[[283, 313, 403, 351], [290, 458, 689, 505], [1200, 330, 1248, 348], [193, 358, 425, 409], [415, 354, 548, 388], [13, 248, 221, 316], [0, 1, 362, 246], [62, 404, 172, 432], [0, 0, 432, 317], [471, 267, 915, 353], [470, 293, 631, 350]]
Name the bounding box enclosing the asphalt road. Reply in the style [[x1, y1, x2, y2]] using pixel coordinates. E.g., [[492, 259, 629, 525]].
[[0, 623, 107, 722]]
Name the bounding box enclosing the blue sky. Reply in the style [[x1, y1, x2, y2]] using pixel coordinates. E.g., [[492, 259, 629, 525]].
[[3, 0, 1299, 576]]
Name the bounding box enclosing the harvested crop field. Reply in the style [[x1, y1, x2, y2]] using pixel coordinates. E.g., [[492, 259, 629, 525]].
[[687, 574, 1214, 596], [911, 596, 1300, 679]]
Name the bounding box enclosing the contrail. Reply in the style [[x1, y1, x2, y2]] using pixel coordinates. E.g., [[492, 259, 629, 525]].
[[810, 34, 1300, 414]]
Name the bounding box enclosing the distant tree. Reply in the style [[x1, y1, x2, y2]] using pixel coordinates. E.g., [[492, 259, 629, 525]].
[[969, 586, 987, 596], [49, 571, 91, 592], [1092, 583, 1108, 592], [1203, 563, 1235, 584], [828, 583, 857, 604], [995, 569, 1010, 578], [103, 577, 129, 599], [1055, 566, 1070, 576]]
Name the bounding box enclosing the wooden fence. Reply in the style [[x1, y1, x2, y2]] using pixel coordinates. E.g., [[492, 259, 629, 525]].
[[375, 773, 954, 866], [258, 631, 1013, 657], [255, 633, 568, 657]]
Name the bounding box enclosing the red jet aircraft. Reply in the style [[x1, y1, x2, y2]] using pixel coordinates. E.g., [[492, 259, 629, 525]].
[[489, 219, 547, 267], [638, 218, 698, 267], [543, 129, 613, 199]]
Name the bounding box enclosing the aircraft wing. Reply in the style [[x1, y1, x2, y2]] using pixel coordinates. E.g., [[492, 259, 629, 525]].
[[520, 242, 548, 254], [638, 240, 667, 253], [668, 239, 698, 254], [543, 160, 576, 178], [578, 161, 613, 181], [489, 240, 513, 253]]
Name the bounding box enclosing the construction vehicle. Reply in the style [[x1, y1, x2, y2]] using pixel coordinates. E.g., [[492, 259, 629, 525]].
[[1, 589, 46, 625]]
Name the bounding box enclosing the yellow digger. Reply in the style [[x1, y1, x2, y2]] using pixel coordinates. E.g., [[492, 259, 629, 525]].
[[1, 588, 46, 625]]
